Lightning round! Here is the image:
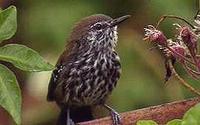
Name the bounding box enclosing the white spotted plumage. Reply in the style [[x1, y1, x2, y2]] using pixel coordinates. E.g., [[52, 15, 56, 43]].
[[48, 15, 121, 107]]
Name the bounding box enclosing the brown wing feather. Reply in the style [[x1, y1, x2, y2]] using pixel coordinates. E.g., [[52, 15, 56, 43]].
[[47, 40, 77, 101]]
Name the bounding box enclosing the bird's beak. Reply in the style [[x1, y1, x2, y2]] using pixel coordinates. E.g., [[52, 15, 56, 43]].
[[110, 15, 131, 27]]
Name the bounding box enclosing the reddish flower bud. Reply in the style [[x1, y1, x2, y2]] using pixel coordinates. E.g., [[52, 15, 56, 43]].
[[180, 27, 191, 41], [144, 25, 167, 45], [171, 45, 186, 62], [179, 26, 197, 56], [150, 31, 167, 45]]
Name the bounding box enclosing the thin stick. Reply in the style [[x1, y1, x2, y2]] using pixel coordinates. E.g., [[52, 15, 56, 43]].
[[183, 63, 200, 80], [156, 15, 195, 29], [169, 61, 200, 96], [79, 97, 200, 125], [166, 46, 196, 65], [144, 38, 197, 66]]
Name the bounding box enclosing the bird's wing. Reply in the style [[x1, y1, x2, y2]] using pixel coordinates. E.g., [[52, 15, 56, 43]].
[[47, 40, 77, 102], [47, 64, 64, 101]]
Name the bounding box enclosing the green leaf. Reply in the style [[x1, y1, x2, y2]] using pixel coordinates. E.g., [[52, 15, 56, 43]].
[[136, 120, 158, 125], [181, 103, 200, 125], [0, 44, 54, 71], [167, 119, 182, 125], [0, 64, 21, 125], [0, 6, 17, 42]]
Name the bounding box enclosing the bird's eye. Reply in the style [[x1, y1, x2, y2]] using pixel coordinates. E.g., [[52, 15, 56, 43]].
[[94, 23, 102, 30]]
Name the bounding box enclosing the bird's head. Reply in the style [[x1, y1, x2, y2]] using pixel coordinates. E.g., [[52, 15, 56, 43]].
[[69, 14, 130, 49]]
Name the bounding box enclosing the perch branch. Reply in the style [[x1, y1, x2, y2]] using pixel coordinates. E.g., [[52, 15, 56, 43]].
[[79, 97, 200, 125]]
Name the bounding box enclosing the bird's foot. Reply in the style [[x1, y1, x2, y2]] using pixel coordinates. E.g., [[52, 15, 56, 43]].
[[66, 118, 75, 125], [110, 109, 121, 125], [103, 104, 122, 125]]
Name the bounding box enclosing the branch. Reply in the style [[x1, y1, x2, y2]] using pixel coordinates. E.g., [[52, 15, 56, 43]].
[[79, 97, 200, 125]]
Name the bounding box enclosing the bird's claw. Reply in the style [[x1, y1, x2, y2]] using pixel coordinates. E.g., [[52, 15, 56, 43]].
[[66, 118, 75, 125], [103, 104, 122, 125], [110, 110, 121, 125]]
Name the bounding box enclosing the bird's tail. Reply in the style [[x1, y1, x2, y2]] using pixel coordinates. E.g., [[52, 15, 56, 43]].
[[71, 106, 94, 123], [57, 106, 94, 125]]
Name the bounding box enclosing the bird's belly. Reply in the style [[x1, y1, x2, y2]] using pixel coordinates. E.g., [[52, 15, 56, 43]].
[[65, 53, 121, 106], [69, 74, 114, 106]]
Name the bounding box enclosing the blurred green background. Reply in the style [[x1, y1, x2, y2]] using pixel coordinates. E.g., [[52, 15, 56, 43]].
[[0, 0, 199, 125]]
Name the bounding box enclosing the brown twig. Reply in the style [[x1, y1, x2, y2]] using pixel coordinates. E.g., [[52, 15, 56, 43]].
[[156, 15, 195, 29], [79, 97, 200, 125], [169, 61, 200, 96], [166, 46, 196, 65]]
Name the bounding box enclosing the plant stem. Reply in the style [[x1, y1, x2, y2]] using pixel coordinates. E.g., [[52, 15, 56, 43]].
[[156, 15, 195, 29], [166, 46, 196, 65], [169, 61, 200, 96]]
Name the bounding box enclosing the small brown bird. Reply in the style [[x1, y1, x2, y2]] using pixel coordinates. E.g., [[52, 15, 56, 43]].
[[47, 14, 130, 125]]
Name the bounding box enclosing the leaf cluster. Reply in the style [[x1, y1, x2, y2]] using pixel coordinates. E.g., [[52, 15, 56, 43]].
[[0, 6, 54, 125]]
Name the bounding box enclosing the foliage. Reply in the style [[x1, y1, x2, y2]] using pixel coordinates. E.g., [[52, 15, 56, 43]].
[[182, 103, 200, 125], [143, 9, 200, 96], [137, 103, 200, 125], [137, 120, 158, 125], [0, 6, 17, 42], [139, 1, 200, 124], [0, 64, 21, 125], [0, 44, 54, 72], [166, 119, 182, 125], [0, 6, 54, 125]]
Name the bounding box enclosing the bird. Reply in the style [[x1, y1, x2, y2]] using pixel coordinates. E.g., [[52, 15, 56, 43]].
[[47, 14, 130, 125]]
